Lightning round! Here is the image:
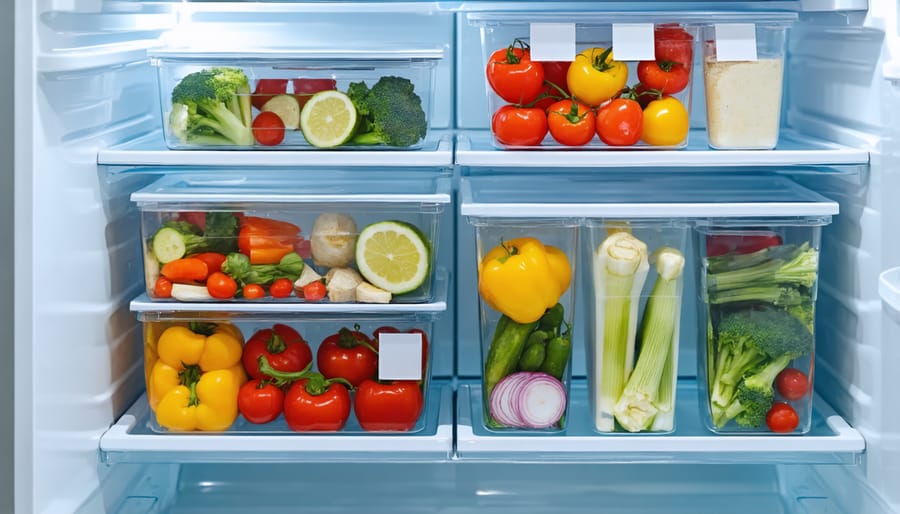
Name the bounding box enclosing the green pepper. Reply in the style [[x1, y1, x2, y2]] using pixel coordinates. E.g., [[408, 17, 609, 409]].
[[517, 341, 546, 371], [540, 334, 571, 381]]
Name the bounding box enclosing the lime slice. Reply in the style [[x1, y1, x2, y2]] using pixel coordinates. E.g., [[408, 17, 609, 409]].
[[355, 221, 431, 294], [299, 90, 357, 148]]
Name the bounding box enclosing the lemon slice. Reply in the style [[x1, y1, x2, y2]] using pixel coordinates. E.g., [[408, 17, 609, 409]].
[[299, 90, 357, 148], [355, 221, 431, 294]]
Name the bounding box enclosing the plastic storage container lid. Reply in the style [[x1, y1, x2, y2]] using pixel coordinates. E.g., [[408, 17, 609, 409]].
[[148, 47, 444, 64], [467, 11, 797, 26], [460, 175, 838, 219]]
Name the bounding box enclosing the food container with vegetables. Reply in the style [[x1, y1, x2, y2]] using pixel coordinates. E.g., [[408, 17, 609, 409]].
[[468, 13, 697, 150], [135, 308, 438, 434], [701, 15, 796, 150], [585, 220, 689, 433], [149, 49, 442, 150], [133, 172, 449, 304], [696, 218, 829, 435]]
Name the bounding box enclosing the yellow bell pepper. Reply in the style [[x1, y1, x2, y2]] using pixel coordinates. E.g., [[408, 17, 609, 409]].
[[148, 322, 246, 432], [478, 237, 572, 324]]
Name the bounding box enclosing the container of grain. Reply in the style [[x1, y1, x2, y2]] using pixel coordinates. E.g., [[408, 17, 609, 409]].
[[701, 18, 795, 150]]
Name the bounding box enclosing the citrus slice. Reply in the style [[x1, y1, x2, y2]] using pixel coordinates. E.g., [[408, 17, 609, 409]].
[[299, 90, 357, 148], [355, 221, 431, 294]]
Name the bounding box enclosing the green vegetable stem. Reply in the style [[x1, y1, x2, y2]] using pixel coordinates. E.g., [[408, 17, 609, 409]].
[[169, 67, 253, 146], [222, 251, 305, 286]]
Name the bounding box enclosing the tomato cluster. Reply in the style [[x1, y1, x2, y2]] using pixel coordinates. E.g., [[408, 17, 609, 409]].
[[237, 324, 428, 432], [485, 27, 693, 148]]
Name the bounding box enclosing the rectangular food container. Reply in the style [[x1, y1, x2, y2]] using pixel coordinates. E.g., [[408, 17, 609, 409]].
[[585, 220, 689, 433], [132, 172, 450, 304], [701, 14, 796, 150], [468, 13, 697, 150], [133, 307, 438, 434], [149, 48, 442, 150]]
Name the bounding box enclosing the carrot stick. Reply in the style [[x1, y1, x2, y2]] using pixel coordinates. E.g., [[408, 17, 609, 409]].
[[160, 258, 210, 283]]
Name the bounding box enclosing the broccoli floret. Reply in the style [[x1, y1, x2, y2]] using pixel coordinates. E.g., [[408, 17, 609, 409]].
[[169, 67, 253, 146], [347, 76, 427, 147], [717, 354, 795, 428]]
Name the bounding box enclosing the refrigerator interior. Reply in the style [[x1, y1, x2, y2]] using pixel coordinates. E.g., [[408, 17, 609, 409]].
[[13, 0, 900, 513]]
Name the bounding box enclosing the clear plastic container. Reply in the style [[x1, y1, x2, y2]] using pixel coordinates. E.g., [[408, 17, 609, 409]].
[[132, 172, 450, 304], [136, 309, 437, 434], [695, 218, 829, 435], [469, 13, 697, 150], [701, 17, 795, 150], [585, 220, 688, 433], [149, 49, 442, 150]]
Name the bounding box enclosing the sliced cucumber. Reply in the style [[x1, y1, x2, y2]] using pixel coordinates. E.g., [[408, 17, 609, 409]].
[[262, 94, 301, 130], [151, 226, 187, 264]]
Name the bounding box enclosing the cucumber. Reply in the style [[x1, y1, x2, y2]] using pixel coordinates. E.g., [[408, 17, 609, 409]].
[[517, 342, 546, 372], [262, 94, 301, 130], [483, 315, 538, 401], [540, 335, 571, 381], [151, 227, 187, 264]]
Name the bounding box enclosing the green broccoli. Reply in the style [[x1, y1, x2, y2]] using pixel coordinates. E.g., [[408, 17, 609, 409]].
[[346, 76, 427, 147], [202, 212, 240, 254], [169, 67, 253, 146]]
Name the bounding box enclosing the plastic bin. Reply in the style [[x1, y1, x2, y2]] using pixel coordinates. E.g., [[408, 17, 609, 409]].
[[149, 49, 442, 150], [585, 220, 688, 433], [132, 172, 450, 304], [701, 16, 796, 150], [695, 218, 829, 435], [469, 13, 697, 150], [136, 309, 437, 434]]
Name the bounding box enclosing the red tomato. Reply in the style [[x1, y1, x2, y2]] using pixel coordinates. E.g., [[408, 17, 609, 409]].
[[766, 402, 800, 433], [485, 41, 545, 104], [238, 378, 284, 424], [252, 79, 289, 111], [269, 278, 294, 298], [596, 98, 644, 146], [242, 283, 265, 299], [354, 380, 424, 432], [706, 232, 783, 257], [283, 375, 352, 432], [153, 276, 173, 298], [206, 271, 238, 299], [292, 78, 337, 109], [533, 61, 571, 110], [655, 26, 694, 68], [776, 368, 809, 401], [491, 105, 548, 147], [317, 327, 378, 388], [252, 111, 286, 146], [373, 326, 429, 373], [637, 60, 690, 95], [301, 280, 326, 302], [191, 252, 227, 275], [243, 324, 313, 380], [546, 99, 596, 147]]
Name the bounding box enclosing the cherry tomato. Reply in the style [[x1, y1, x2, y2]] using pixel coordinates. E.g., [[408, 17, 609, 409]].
[[238, 378, 284, 424], [533, 61, 571, 110], [596, 98, 644, 147], [317, 327, 378, 388], [637, 60, 690, 95], [654, 26, 694, 68], [242, 283, 265, 299], [252, 111, 286, 146], [252, 78, 289, 111], [491, 105, 548, 147], [766, 402, 800, 433], [292, 78, 337, 109], [301, 280, 327, 302], [546, 99, 596, 146], [206, 271, 238, 299], [567, 47, 629, 107], [153, 276, 173, 298], [485, 40, 545, 104], [706, 232, 783, 257], [191, 252, 227, 275], [776, 368, 809, 401], [641, 96, 689, 147], [354, 379, 424, 432], [270, 278, 294, 298], [243, 324, 313, 379], [373, 326, 429, 373], [283, 375, 352, 432]]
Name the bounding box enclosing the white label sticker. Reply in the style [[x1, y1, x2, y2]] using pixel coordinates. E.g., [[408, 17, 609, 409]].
[[714, 24, 758, 62], [529, 23, 576, 62], [377, 332, 423, 381], [611, 23, 655, 61]]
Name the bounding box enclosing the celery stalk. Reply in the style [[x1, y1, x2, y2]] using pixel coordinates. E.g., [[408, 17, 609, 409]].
[[614, 247, 685, 432], [592, 232, 649, 432]]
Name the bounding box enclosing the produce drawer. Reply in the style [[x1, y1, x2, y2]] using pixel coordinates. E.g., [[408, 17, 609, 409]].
[[132, 172, 450, 304], [149, 48, 442, 150]]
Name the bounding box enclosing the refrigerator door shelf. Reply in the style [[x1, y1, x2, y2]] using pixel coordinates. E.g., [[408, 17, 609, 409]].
[[99, 381, 453, 465], [456, 379, 865, 464], [456, 129, 869, 169]]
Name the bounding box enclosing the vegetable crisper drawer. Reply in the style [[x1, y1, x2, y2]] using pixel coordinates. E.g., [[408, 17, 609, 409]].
[[149, 48, 442, 150], [131, 172, 450, 304]]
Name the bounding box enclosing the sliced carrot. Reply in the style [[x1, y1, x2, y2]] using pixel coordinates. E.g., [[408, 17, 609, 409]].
[[160, 258, 209, 283]]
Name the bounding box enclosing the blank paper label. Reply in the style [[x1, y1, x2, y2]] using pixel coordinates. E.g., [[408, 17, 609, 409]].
[[714, 24, 759, 62], [377, 333, 423, 381], [611, 24, 655, 61], [529, 23, 576, 62]]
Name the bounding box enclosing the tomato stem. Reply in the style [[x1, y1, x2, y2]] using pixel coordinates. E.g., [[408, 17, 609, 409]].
[[503, 38, 531, 65], [590, 47, 617, 72], [188, 322, 216, 336], [265, 332, 287, 354], [336, 326, 379, 354], [550, 99, 590, 124], [257, 355, 314, 388], [304, 372, 353, 395]]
